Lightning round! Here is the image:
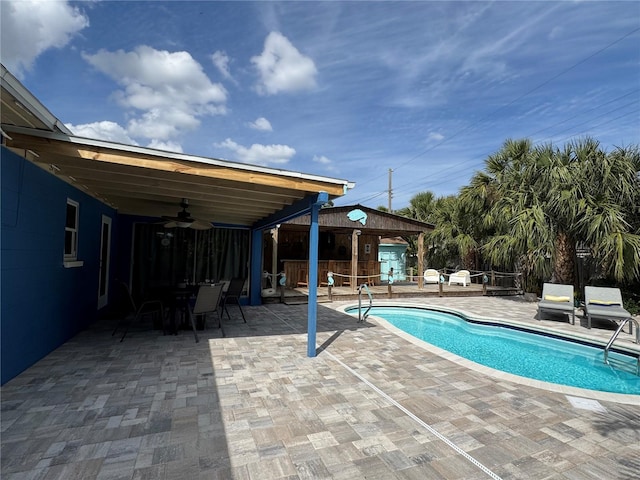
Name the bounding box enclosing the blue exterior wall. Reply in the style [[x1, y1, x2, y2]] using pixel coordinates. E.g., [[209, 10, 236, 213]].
[[1, 147, 118, 384]]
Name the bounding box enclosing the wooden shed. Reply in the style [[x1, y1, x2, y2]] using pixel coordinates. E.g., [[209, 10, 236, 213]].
[[263, 205, 434, 290]]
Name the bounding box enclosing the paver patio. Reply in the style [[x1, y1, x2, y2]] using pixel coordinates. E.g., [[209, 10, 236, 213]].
[[1, 296, 639, 479]]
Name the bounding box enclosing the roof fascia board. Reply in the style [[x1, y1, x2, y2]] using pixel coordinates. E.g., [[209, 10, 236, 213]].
[[333, 204, 435, 228], [1, 64, 72, 134], [2, 125, 354, 190], [286, 203, 435, 231], [252, 192, 329, 231]]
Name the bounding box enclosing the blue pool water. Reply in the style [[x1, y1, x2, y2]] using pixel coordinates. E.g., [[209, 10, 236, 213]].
[[352, 306, 640, 395]]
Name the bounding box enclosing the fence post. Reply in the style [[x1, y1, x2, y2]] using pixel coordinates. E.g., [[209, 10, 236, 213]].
[[327, 272, 334, 302]]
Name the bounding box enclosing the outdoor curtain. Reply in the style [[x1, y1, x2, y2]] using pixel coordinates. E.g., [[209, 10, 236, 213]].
[[132, 224, 249, 299]]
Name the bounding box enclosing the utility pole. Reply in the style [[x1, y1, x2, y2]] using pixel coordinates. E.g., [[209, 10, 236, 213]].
[[388, 168, 393, 212]]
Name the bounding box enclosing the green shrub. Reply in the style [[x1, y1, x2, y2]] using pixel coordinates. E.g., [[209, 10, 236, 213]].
[[623, 297, 639, 316]]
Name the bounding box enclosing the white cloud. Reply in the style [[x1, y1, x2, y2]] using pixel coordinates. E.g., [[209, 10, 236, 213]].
[[211, 50, 233, 81], [126, 108, 200, 140], [65, 121, 137, 145], [82, 46, 227, 142], [248, 117, 273, 131], [313, 155, 336, 172], [0, 0, 89, 78], [548, 26, 564, 40], [65, 120, 184, 152], [251, 32, 317, 95], [215, 138, 295, 166], [427, 132, 445, 142], [313, 155, 331, 165], [147, 139, 183, 153]]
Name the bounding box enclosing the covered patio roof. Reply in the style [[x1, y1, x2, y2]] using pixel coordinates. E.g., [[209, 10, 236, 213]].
[[1, 64, 353, 228]]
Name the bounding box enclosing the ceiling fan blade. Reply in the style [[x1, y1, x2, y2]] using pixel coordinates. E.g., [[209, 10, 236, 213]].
[[157, 199, 211, 229], [191, 219, 213, 230]]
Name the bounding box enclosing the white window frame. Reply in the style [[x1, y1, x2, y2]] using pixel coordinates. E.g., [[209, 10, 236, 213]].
[[63, 199, 83, 267]]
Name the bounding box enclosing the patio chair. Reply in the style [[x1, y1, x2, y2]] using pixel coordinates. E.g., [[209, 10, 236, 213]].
[[448, 270, 471, 287], [319, 267, 330, 287], [424, 269, 440, 284], [221, 277, 246, 323], [339, 266, 352, 287], [584, 286, 632, 332], [188, 283, 225, 342], [112, 281, 164, 342], [296, 268, 309, 287], [537, 283, 575, 325]]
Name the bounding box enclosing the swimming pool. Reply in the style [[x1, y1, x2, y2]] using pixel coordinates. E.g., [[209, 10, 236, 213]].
[[348, 306, 640, 395]]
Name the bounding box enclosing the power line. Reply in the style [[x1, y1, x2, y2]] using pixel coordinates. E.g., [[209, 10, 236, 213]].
[[406, 107, 640, 194], [349, 96, 639, 205], [348, 26, 640, 205]]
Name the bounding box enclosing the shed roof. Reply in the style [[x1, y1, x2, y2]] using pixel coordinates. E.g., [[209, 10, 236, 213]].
[[283, 204, 433, 237]]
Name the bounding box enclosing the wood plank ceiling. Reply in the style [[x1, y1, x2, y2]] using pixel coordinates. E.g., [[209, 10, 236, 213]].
[[3, 130, 350, 227], [1, 65, 353, 228]]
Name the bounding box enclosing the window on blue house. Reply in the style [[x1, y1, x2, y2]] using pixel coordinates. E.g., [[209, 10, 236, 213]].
[[64, 199, 79, 259]]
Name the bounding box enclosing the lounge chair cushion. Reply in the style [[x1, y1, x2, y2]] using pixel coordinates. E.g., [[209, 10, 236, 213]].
[[544, 295, 571, 302], [588, 300, 621, 306]]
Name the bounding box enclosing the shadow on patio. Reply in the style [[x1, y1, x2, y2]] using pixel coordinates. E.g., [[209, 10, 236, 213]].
[[0, 303, 372, 479]]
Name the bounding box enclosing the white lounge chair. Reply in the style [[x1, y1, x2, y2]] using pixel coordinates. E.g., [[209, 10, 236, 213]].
[[448, 270, 471, 287], [584, 286, 632, 331], [423, 269, 440, 284], [538, 283, 575, 325]]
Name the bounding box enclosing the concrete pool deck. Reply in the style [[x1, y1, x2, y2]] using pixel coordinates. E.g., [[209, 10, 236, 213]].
[[1, 296, 639, 479]]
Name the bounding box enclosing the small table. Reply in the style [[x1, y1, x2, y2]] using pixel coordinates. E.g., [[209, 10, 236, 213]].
[[165, 286, 198, 334]]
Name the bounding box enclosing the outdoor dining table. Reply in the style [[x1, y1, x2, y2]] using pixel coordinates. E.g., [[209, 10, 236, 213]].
[[160, 285, 198, 335]]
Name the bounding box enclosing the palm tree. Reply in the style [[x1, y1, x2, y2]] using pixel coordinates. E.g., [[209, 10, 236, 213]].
[[558, 140, 640, 283], [401, 191, 437, 223], [396, 191, 437, 271], [466, 138, 640, 293], [426, 195, 479, 270], [398, 191, 478, 271], [460, 139, 550, 291]]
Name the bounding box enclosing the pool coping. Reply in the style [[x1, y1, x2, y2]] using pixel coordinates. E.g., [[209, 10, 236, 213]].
[[335, 302, 640, 406]]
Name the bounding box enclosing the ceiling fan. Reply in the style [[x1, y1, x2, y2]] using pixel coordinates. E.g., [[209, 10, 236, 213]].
[[161, 198, 213, 230]]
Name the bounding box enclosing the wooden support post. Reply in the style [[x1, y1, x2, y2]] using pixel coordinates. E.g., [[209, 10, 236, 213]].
[[351, 229, 360, 291], [388, 283, 392, 299], [438, 280, 443, 297], [328, 284, 332, 302]]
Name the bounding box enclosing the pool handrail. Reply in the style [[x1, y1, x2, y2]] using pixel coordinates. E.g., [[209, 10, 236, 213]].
[[357, 283, 372, 322], [604, 317, 640, 375]]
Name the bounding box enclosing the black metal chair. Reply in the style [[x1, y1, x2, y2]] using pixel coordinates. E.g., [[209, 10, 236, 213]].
[[188, 283, 225, 341], [221, 278, 246, 323], [112, 281, 164, 342]]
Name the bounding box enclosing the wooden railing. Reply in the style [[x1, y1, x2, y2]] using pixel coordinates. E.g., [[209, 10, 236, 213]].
[[282, 260, 380, 288]]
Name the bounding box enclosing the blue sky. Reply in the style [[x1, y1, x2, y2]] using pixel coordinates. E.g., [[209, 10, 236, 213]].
[[2, 1, 639, 210]]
